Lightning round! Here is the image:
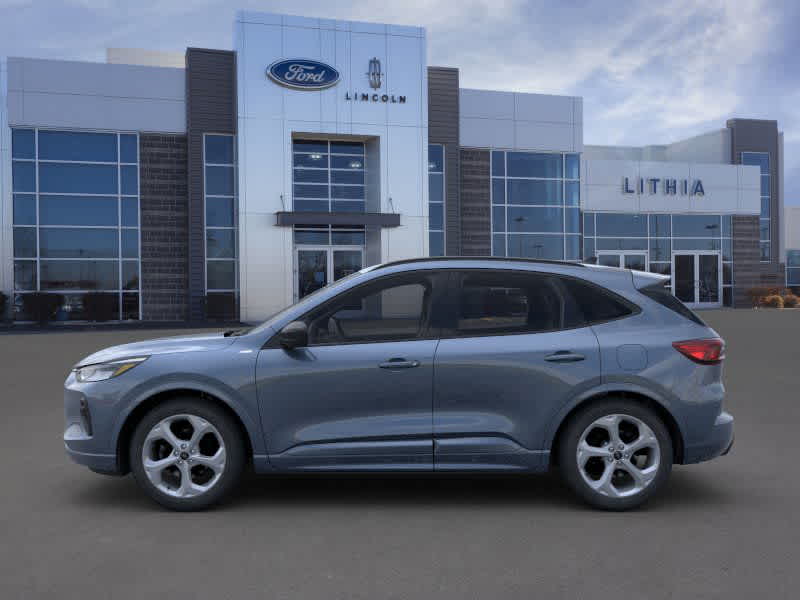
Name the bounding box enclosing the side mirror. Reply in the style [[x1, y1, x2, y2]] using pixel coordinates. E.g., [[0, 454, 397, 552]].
[[279, 321, 308, 350]]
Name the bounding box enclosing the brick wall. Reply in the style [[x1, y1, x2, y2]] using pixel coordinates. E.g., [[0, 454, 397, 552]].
[[139, 134, 189, 321], [459, 149, 491, 256]]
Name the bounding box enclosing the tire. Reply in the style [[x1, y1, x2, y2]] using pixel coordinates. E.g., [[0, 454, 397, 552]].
[[557, 399, 673, 510], [129, 398, 246, 511]]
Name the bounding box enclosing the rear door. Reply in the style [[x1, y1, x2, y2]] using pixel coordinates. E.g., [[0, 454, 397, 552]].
[[432, 269, 602, 471]]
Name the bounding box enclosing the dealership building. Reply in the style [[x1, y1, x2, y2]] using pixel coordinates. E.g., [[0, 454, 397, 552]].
[[0, 11, 793, 323]]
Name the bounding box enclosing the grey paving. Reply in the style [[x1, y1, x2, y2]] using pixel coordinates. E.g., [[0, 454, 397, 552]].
[[1, 309, 798, 599]]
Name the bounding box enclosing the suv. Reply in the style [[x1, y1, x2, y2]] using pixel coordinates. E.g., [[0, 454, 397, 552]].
[[64, 258, 733, 511]]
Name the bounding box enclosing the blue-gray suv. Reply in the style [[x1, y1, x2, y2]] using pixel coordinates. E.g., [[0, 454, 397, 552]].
[[64, 258, 734, 511]]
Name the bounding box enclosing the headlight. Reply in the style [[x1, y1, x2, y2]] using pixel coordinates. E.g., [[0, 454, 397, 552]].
[[74, 357, 149, 383]]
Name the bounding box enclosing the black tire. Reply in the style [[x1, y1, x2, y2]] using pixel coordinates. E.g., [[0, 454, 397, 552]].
[[129, 398, 246, 511], [557, 399, 673, 510]]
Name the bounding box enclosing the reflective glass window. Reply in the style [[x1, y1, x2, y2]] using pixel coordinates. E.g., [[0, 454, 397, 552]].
[[121, 198, 139, 227], [428, 145, 444, 172], [12, 129, 35, 159], [565, 208, 580, 234], [429, 232, 444, 257], [428, 173, 444, 203], [12, 161, 35, 192], [294, 230, 330, 245], [206, 166, 235, 196], [507, 206, 563, 233], [429, 203, 444, 231], [120, 135, 138, 163], [293, 140, 328, 154], [206, 229, 236, 259], [565, 154, 580, 179], [121, 229, 139, 259], [331, 170, 364, 185], [595, 213, 647, 237], [39, 228, 118, 258], [294, 153, 328, 168], [583, 213, 595, 237], [39, 163, 118, 194], [206, 197, 235, 227], [649, 238, 671, 262], [565, 235, 581, 261], [492, 179, 505, 205], [207, 260, 236, 290], [332, 185, 364, 200], [121, 165, 138, 195], [565, 181, 580, 206], [205, 135, 234, 164], [330, 141, 364, 155], [13, 228, 37, 258], [507, 152, 562, 178], [39, 195, 118, 226], [13, 194, 36, 225], [649, 214, 671, 237], [331, 156, 363, 170], [40, 261, 119, 290], [122, 261, 139, 290], [38, 131, 117, 162], [331, 200, 365, 213], [672, 214, 721, 237], [491, 151, 505, 177], [14, 261, 37, 291], [507, 180, 562, 205], [506, 234, 564, 259], [596, 238, 647, 251]]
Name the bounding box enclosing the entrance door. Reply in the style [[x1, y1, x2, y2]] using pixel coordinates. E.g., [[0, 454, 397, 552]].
[[596, 251, 648, 271], [296, 247, 364, 300], [671, 252, 721, 308]]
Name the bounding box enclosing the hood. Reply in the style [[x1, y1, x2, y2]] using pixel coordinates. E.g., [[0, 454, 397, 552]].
[[75, 332, 236, 367]]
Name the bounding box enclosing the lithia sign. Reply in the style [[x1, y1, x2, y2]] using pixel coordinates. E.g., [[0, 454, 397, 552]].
[[623, 177, 705, 196], [267, 57, 406, 103]]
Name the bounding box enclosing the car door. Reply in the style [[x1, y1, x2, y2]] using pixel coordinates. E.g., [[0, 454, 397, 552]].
[[432, 269, 602, 471], [256, 270, 445, 471]]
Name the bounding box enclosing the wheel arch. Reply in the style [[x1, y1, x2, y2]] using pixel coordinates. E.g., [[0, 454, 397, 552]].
[[548, 389, 685, 467], [115, 388, 256, 475]]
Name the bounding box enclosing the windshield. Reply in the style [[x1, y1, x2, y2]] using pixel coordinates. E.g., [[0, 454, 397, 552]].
[[247, 266, 376, 335]]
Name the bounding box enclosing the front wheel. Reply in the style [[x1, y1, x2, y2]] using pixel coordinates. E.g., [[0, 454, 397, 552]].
[[129, 398, 246, 511], [558, 400, 673, 510]]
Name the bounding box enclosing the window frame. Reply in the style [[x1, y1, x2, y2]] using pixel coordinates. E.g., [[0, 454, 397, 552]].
[[438, 268, 640, 340]]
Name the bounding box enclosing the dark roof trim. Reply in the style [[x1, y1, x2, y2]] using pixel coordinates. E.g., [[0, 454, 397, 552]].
[[275, 211, 401, 227], [372, 257, 586, 270]]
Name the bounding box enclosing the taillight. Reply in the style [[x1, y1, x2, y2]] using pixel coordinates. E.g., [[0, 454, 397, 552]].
[[672, 339, 725, 364]]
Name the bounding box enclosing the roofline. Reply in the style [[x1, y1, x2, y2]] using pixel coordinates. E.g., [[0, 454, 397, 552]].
[[372, 257, 586, 270]]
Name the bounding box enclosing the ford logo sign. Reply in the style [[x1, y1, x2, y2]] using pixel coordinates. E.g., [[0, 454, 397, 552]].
[[267, 59, 340, 90]]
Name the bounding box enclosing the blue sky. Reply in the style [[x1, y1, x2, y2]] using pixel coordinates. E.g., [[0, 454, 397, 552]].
[[2, 0, 798, 203]]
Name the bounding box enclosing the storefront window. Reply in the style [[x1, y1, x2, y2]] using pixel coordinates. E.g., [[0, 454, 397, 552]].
[[11, 129, 141, 320], [787, 250, 800, 288], [204, 134, 238, 299], [491, 151, 580, 260], [742, 152, 770, 261], [292, 140, 365, 213], [428, 144, 445, 256]]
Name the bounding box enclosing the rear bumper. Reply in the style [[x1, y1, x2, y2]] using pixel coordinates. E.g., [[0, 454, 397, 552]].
[[683, 411, 734, 464]]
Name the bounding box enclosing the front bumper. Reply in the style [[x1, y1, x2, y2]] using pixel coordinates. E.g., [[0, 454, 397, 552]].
[[683, 411, 734, 464]]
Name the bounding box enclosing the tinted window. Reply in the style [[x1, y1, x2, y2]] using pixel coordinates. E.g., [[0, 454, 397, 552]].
[[561, 278, 635, 324], [306, 274, 432, 345], [640, 282, 705, 326], [38, 131, 117, 162], [453, 271, 580, 336], [12, 129, 35, 159]]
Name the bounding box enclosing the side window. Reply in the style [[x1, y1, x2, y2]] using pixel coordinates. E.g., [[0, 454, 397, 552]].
[[560, 277, 635, 324], [454, 271, 569, 336], [306, 274, 432, 345]]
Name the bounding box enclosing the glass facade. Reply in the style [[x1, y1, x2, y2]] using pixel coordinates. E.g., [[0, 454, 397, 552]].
[[204, 134, 238, 296], [491, 150, 580, 260], [428, 144, 445, 256], [742, 152, 770, 261], [11, 128, 141, 320], [788, 250, 800, 288], [583, 212, 734, 306], [292, 140, 365, 212]]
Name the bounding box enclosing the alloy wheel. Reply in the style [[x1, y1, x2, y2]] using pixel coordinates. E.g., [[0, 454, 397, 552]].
[[141, 414, 226, 498], [576, 413, 661, 498]]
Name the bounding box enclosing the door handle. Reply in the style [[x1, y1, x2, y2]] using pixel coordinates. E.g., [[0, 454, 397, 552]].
[[379, 358, 421, 369], [544, 351, 585, 363]]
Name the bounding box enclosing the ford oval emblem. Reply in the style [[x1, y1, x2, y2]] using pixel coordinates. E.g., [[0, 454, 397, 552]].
[[267, 59, 340, 90]]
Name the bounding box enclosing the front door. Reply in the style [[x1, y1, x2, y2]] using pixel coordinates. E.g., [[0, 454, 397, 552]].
[[296, 247, 364, 300], [672, 252, 721, 308], [596, 251, 648, 271], [256, 270, 445, 471]]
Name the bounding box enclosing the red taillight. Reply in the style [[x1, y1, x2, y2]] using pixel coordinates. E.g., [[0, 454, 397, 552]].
[[672, 339, 725, 364]]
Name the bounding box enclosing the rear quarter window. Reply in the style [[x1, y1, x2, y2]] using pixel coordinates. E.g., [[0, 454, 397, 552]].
[[639, 282, 706, 326], [560, 278, 637, 325]]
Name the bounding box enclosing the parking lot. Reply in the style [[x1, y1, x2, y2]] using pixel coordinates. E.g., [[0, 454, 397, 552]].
[[1, 309, 798, 599]]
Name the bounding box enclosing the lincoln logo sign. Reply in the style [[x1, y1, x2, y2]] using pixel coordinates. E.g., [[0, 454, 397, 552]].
[[623, 176, 705, 196], [266, 59, 340, 90]]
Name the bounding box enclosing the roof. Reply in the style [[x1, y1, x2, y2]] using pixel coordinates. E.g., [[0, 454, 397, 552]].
[[371, 256, 587, 271]]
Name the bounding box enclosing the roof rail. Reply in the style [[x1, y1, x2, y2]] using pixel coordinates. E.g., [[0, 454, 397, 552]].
[[372, 256, 587, 270]]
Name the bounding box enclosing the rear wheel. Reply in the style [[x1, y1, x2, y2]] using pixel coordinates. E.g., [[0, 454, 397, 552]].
[[129, 398, 246, 511], [558, 399, 673, 510]]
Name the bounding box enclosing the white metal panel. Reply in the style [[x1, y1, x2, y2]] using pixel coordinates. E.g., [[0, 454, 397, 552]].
[[514, 121, 574, 152], [237, 23, 283, 121], [240, 117, 285, 215], [387, 34, 423, 127], [349, 32, 388, 126], [459, 116, 514, 149], [282, 26, 325, 124], [386, 124, 424, 217], [459, 89, 514, 120], [514, 92, 573, 123]]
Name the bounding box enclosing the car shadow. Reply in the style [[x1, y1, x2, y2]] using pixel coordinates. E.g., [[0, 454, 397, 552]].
[[69, 467, 733, 512]]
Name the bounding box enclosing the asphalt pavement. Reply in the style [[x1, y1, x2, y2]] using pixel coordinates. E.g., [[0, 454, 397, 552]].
[[1, 309, 798, 599]]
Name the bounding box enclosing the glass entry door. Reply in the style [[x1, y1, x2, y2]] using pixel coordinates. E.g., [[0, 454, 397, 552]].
[[296, 247, 364, 300], [671, 252, 721, 308], [596, 251, 648, 271]]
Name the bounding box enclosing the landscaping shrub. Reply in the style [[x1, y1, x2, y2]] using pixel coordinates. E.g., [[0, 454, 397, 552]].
[[782, 294, 799, 308], [83, 292, 118, 322], [21, 293, 64, 324], [762, 295, 784, 309]]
